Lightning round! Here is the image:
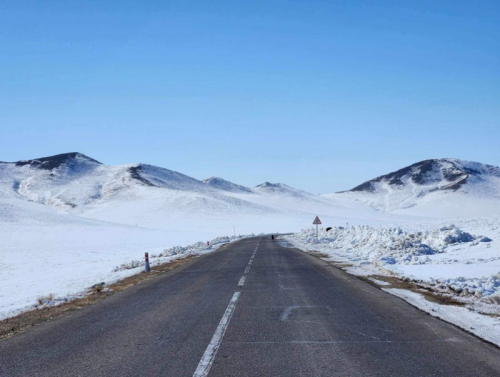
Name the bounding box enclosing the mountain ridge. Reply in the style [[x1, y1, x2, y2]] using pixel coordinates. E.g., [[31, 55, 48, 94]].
[[0, 152, 102, 170], [0, 153, 320, 217], [202, 177, 253, 193], [348, 158, 500, 193], [336, 158, 500, 213], [1, 153, 499, 217]]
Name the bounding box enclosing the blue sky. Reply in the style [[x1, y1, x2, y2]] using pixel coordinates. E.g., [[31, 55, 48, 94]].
[[1, 1, 498, 193]]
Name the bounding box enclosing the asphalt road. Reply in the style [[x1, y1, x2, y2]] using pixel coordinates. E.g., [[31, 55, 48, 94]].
[[2, 236, 500, 376]]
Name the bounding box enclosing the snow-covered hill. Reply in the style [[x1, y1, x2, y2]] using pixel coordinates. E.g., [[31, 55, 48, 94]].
[[253, 182, 314, 198], [202, 177, 253, 194], [0, 152, 359, 230], [349, 158, 500, 193], [333, 159, 500, 216], [0, 153, 216, 208], [3, 154, 500, 223]]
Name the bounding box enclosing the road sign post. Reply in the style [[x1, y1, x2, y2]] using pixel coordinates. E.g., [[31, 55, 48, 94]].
[[313, 216, 322, 242], [145, 252, 151, 272]]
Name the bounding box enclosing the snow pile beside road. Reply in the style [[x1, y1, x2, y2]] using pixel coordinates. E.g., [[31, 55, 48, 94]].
[[113, 235, 245, 272], [418, 274, 500, 301], [288, 224, 481, 267], [156, 235, 238, 258]]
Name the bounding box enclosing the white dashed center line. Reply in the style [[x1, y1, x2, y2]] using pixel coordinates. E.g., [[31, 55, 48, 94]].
[[238, 276, 247, 286], [193, 292, 241, 377], [194, 240, 264, 376]]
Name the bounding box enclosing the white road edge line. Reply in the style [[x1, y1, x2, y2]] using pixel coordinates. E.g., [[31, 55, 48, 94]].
[[193, 292, 241, 377], [238, 276, 247, 286]]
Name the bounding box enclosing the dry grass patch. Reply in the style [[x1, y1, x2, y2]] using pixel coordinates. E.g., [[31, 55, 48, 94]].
[[309, 251, 331, 259], [359, 274, 465, 307], [36, 293, 54, 306]]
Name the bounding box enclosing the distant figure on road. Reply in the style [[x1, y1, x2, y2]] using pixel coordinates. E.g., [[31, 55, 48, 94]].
[[271, 235, 275, 240]]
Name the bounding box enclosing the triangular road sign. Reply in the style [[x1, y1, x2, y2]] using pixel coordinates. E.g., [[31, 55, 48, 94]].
[[313, 216, 322, 225]]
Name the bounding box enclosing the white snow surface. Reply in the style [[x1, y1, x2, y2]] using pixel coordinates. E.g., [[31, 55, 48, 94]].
[[2, 153, 500, 331]]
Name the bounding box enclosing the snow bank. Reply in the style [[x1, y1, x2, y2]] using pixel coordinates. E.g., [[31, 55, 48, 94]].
[[288, 224, 481, 267], [418, 274, 500, 302], [113, 235, 244, 272]]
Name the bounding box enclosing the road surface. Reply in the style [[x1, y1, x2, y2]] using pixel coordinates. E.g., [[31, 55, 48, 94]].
[[2, 236, 500, 376]]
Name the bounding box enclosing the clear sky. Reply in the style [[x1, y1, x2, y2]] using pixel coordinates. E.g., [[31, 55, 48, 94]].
[[1, 1, 498, 193]]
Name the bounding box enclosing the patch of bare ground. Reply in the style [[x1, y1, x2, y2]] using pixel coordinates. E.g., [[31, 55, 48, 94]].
[[331, 263, 353, 268], [479, 311, 500, 319], [309, 251, 330, 259], [0, 254, 200, 341], [359, 274, 465, 307]]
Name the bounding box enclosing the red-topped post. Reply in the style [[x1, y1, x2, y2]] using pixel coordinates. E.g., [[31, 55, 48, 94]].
[[145, 252, 151, 272]]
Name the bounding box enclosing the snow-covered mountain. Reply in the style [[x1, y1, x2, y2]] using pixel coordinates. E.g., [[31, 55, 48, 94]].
[[0, 152, 212, 208], [253, 182, 315, 198], [349, 159, 500, 193], [336, 158, 500, 215], [0, 153, 348, 228], [2, 153, 500, 223], [202, 177, 253, 194]]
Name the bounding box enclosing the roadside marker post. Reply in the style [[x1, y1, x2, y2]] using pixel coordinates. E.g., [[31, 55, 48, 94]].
[[145, 252, 151, 272], [313, 216, 322, 243]]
